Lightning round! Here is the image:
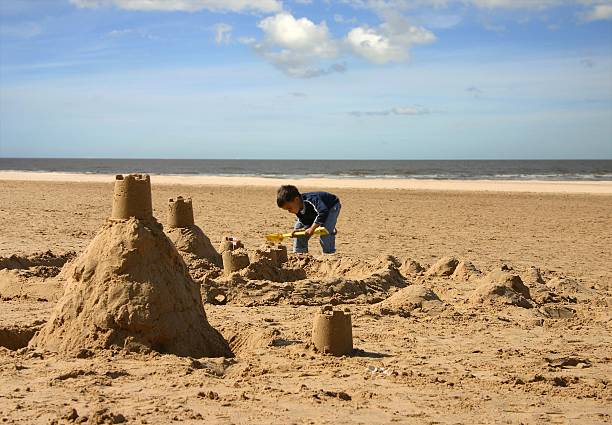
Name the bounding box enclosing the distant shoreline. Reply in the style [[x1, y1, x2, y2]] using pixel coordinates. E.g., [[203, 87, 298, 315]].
[[1, 171, 611, 194]]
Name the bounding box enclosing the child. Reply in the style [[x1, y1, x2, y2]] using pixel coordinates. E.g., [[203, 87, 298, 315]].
[[276, 185, 341, 254]]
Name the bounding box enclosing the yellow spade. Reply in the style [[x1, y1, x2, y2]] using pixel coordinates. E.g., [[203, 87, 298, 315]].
[[265, 227, 329, 243]]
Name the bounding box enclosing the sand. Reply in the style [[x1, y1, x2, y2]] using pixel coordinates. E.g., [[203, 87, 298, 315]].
[[0, 176, 611, 424], [1, 171, 612, 194], [29, 217, 231, 358]]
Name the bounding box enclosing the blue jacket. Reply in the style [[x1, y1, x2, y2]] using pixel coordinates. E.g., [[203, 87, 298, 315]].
[[296, 191, 339, 226]]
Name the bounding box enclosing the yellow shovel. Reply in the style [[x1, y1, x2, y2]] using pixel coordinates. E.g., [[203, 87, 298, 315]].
[[265, 227, 329, 243]]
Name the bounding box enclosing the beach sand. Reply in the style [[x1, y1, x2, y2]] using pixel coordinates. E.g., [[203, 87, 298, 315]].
[[1, 176, 611, 424]]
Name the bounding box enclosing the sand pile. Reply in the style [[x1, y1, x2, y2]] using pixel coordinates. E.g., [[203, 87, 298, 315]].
[[425, 256, 459, 277], [204, 254, 408, 306], [451, 260, 481, 282], [0, 270, 63, 302], [30, 217, 231, 357], [227, 327, 287, 356], [0, 250, 75, 301], [375, 285, 442, 317], [164, 196, 222, 280], [166, 226, 220, 266], [29, 175, 231, 358], [0, 250, 75, 278], [399, 259, 425, 276], [240, 246, 304, 282], [470, 269, 534, 309], [545, 276, 595, 299]]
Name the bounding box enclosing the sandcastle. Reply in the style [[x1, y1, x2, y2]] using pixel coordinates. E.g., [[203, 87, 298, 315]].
[[165, 196, 221, 267], [250, 244, 288, 268], [311, 306, 353, 356], [219, 237, 244, 254], [111, 174, 153, 221], [223, 249, 251, 275], [29, 174, 231, 358], [167, 196, 194, 228]]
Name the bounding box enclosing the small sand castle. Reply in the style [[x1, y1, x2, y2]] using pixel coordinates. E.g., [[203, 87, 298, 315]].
[[30, 174, 231, 358], [165, 196, 221, 267], [111, 173, 153, 221], [311, 306, 353, 356], [223, 248, 251, 275]]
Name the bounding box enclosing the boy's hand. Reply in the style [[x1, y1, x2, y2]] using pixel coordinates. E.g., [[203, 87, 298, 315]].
[[304, 224, 320, 237]]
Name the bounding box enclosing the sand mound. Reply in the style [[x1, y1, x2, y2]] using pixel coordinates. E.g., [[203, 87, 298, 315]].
[[451, 260, 481, 282], [0, 250, 76, 279], [228, 327, 289, 356], [241, 247, 305, 282], [523, 266, 545, 285], [0, 269, 63, 301], [0, 324, 42, 350], [399, 259, 425, 276], [166, 225, 221, 267], [470, 269, 534, 309], [0, 250, 75, 271], [376, 285, 442, 317], [546, 277, 594, 298], [29, 218, 231, 358], [204, 254, 408, 306], [425, 256, 459, 277]]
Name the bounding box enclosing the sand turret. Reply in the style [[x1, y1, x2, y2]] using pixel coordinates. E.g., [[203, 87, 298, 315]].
[[30, 175, 231, 358], [165, 197, 221, 267], [222, 249, 250, 275], [219, 237, 244, 254], [111, 174, 153, 221], [311, 306, 353, 356], [167, 196, 195, 229]]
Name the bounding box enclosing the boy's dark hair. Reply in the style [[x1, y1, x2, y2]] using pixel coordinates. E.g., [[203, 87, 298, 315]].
[[277, 185, 300, 207]]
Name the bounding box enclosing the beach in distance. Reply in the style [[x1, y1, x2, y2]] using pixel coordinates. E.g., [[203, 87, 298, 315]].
[[1, 171, 612, 194]]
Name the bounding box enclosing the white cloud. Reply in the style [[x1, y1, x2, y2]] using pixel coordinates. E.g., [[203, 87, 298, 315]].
[[253, 12, 344, 78], [106, 28, 159, 40], [249, 12, 436, 77], [349, 106, 434, 116], [333, 14, 358, 24], [213, 23, 232, 44], [69, 0, 282, 13], [467, 0, 561, 8], [341, 0, 612, 11], [346, 16, 435, 64], [257, 13, 337, 57], [581, 4, 612, 20]]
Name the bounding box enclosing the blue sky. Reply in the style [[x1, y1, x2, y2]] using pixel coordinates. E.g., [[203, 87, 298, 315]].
[[0, 0, 611, 159]]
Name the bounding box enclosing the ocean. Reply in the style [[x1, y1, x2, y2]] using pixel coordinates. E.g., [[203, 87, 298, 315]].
[[0, 158, 611, 181]]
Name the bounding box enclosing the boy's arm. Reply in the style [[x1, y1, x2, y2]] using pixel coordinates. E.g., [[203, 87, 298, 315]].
[[303, 222, 320, 237], [306, 195, 330, 226]]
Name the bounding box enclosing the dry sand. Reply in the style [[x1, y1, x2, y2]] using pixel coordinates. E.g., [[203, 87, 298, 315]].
[[0, 176, 611, 424]]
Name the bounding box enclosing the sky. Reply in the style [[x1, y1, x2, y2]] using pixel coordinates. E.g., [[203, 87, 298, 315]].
[[0, 0, 611, 159]]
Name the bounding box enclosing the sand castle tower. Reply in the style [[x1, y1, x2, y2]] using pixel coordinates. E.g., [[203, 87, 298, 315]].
[[312, 306, 353, 356], [30, 174, 231, 358], [222, 249, 251, 275], [111, 174, 153, 221], [165, 196, 221, 267], [167, 196, 194, 228]]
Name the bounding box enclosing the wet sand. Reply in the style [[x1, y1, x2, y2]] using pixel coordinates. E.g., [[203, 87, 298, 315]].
[[1, 171, 611, 193]]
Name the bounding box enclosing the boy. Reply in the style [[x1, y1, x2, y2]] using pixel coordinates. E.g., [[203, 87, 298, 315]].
[[276, 185, 341, 254]]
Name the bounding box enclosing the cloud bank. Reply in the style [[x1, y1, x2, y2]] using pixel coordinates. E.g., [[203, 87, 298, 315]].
[[69, 0, 282, 13]]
